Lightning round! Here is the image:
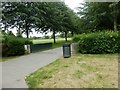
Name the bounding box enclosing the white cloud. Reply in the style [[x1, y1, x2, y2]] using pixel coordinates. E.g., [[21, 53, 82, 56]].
[[64, 0, 84, 12]]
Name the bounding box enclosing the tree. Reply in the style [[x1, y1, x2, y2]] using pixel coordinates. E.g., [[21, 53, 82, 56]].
[[109, 2, 119, 31], [77, 2, 120, 33], [1, 2, 81, 43], [59, 7, 81, 41], [8, 31, 15, 36], [1, 2, 42, 38]]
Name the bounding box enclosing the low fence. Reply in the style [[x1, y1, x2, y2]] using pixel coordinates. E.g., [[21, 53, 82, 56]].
[[30, 43, 52, 53], [1, 43, 52, 57]]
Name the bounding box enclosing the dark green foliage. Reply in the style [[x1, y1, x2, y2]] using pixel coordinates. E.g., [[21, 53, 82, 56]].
[[73, 31, 119, 54], [77, 2, 120, 32], [2, 35, 32, 57]]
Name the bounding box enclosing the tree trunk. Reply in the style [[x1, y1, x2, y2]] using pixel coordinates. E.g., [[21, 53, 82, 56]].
[[17, 25, 22, 37], [25, 22, 29, 38], [71, 31, 74, 37], [65, 31, 67, 42], [4, 23, 8, 33], [114, 19, 117, 31], [26, 28, 29, 38], [4, 24, 6, 31], [113, 2, 118, 31], [53, 30, 56, 43]]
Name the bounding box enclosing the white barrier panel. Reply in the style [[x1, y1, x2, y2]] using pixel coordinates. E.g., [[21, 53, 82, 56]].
[[24, 45, 31, 54], [71, 43, 79, 54]]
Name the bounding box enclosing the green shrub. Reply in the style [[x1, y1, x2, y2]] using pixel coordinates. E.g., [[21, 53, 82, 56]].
[[2, 35, 32, 57], [73, 31, 119, 54]]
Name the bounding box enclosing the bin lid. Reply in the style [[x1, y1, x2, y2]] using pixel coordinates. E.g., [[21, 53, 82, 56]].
[[63, 43, 70, 47]]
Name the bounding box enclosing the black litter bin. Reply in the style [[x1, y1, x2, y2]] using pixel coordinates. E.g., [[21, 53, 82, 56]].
[[63, 43, 71, 58]]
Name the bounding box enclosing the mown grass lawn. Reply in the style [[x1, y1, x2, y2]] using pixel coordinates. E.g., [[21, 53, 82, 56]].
[[26, 54, 118, 88], [32, 38, 72, 44]]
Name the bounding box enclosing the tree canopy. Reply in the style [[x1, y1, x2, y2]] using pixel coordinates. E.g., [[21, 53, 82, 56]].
[[77, 2, 120, 33], [1, 2, 80, 43]]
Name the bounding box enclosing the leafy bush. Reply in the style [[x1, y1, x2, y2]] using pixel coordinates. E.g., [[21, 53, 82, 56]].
[[73, 31, 119, 54], [2, 35, 32, 57]]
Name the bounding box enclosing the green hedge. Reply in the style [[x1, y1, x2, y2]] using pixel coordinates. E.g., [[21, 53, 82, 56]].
[[2, 35, 32, 57], [73, 31, 119, 54]]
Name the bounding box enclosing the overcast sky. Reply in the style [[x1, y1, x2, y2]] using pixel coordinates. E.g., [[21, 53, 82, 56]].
[[65, 0, 84, 12]]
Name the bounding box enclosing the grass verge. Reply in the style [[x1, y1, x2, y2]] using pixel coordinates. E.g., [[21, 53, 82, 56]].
[[0, 56, 20, 62], [26, 54, 118, 88]]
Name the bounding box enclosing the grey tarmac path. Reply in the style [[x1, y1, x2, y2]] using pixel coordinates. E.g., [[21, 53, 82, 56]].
[[1, 47, 62, 88]]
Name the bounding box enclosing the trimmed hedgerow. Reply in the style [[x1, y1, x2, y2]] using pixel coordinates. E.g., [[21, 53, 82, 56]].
[[2, 35, 32, 57], [73, 31, 119, 54]]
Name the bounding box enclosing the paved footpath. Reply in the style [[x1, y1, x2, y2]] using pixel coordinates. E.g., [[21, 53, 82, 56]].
[[1, 47, 62, 88]]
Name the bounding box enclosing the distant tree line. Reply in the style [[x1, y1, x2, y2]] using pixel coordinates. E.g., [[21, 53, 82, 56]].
[[1, 2, 119, 44], [1, 2, 80, 43]]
